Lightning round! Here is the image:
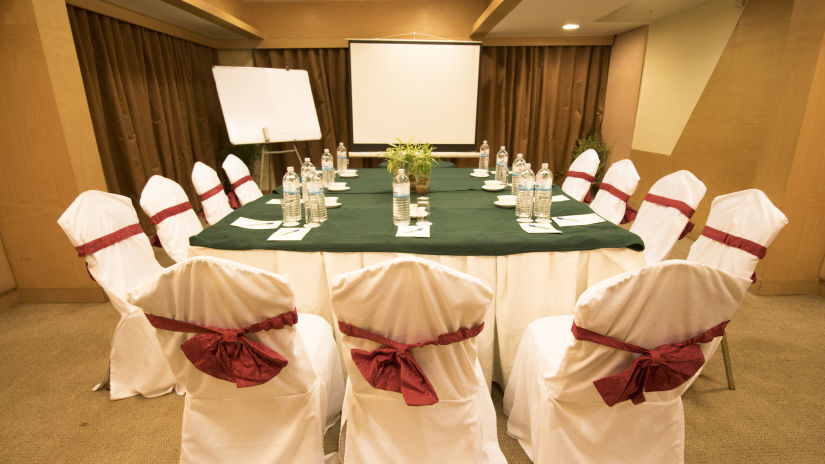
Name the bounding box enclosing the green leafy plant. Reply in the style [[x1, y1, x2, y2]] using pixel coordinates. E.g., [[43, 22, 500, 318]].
[[571, 134, 609, 185], [381, 138, 439, 177]]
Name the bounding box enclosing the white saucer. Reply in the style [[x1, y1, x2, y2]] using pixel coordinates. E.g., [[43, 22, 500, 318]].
[[327, 202, 342, 208], [327, 186, 350, 192], [339, 173, 358, 178], [482, 184, 506, 192], [494, 200, 516, 208], [470, 172, 489, 178]]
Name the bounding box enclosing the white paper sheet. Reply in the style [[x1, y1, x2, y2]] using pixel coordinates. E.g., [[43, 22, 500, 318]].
[[552, 213, 606, 227], [231, 217, 283, 229], [551, 195, 569, 202], [267, 196, 339, 206], [396, 224, 431, 238], [519, 222, 562, 234], [267, 227, 311, 241]]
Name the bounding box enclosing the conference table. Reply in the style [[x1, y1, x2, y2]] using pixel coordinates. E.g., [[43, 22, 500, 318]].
[[189, 167, 645, 386]]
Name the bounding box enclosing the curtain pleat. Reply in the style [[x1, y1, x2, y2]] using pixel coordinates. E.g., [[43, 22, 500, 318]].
[[67, 6, 227, 221], [475, 46, 610, 178]]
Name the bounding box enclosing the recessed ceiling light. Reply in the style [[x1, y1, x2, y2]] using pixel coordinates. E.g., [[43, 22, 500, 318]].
[[562, 24, 580, 31]]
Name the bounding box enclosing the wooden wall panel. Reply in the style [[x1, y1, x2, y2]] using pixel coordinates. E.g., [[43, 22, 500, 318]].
[[0, 0, 107, 302]]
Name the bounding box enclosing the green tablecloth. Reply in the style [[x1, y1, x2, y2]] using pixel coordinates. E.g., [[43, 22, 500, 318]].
[[190, 168, 644, 256]]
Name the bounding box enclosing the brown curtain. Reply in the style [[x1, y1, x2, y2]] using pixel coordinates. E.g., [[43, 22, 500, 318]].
[[67, 6, 228, 221], [253, 48, 375, 184], [475, 46, 611, 178]]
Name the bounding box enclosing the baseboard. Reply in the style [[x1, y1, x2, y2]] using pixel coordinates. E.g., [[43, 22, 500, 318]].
[[17, 287, 107, 303], [752, 279, 821, 296], [0, 289, 19, 311]]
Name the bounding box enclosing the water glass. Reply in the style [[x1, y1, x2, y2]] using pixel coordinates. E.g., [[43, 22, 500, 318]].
[[416, 197, 430, 225]]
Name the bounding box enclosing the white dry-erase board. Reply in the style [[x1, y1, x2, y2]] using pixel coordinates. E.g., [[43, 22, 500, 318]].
[[212, 66, 322, 145]]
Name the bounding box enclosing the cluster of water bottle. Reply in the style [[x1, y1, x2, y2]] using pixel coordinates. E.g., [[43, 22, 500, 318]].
[[482, 141, 553, 223], [281, 143, 348, 227]]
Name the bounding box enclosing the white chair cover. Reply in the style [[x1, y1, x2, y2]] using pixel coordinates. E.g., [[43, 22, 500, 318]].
[[127, 256, 344, 464], [687, 189, 788, 280], [139, 175, 202, 263], [561, 148, 600, 202], [57, 190, 176, 400], [630, 170, 706, 264], [222, 154, 263, 205], [330, 256, 505, 464], [589, 159, 640, 224], [504, 260, 750, 463], [191, 161, 233, 225]]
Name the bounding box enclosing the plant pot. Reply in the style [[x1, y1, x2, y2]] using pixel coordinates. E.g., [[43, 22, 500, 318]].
[[415, 176, 430, 194]]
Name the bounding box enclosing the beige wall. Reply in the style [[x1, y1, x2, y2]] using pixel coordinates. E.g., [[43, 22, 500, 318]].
[[601, 26, 647, 163], [632, 0, 743, 155], [217, 49, 253, 66], [0, 235, 15, 294], [1, 0, 107, 303], [628, 0, 825, 295]]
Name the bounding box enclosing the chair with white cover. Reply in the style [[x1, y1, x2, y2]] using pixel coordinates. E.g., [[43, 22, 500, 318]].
[[57, 190, 177, 400], [139, 175, 202, 263], [630, 170, 707, 265], [589, 159, 640, 224], [222, 154, 263, 205], [330, 256, 505, 463], [127, 256, 344, 464], [504, 260, 751, 464], [686, 188, 788, 389], [561, 148, 600, 202], [191, 161, 233, 224]]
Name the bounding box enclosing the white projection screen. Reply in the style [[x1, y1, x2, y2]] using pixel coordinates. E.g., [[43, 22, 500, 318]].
[[349, 40, 481, 151]]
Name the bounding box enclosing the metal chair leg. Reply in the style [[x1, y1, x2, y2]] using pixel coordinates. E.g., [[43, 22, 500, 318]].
[[721, 333, 735, 390]]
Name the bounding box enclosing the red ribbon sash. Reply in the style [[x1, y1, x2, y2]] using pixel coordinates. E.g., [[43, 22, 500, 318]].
[[566, 170, 595, 183], [599, 183, 630, 202], [644, 193, 695, 238], [338, 321, 484, 406], [571, 320, 728, 406], [199, 184, 224, 202], [145, 310, 298, 388], [230, 175, 253, 191], [149, 202, 193, 225], [74, 223, 143, 257], [700, 226, 767, 259]]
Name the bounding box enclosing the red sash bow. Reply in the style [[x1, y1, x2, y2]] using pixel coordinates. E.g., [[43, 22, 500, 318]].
[[145, 310, 298, 387], [338, 321, 484, 406], [571, 320, 729, 406], [598, 183, 637, 223], [644, 193, 696, 239]]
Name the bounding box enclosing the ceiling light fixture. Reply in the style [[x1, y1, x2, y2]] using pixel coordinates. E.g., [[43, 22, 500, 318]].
[[562, 24, 580, 31]]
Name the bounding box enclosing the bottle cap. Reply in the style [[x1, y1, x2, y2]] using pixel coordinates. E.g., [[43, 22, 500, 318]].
[[483, 140, 487, 143], [287, 166, 294, 172], [517, 153, 523, 158], [304, 157, 310, 162], [398, 168, 405, 174], [500, 146, 505, 149], [324, 148, 330, 153], [542, 163, 549, 169]]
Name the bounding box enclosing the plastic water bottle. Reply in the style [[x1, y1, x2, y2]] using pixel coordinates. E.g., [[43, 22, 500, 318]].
[[392, 168, 410, 226], [534, 163, 553, 223], [300, 157, 315, 203], [281, 167, 302, 226], [510, 153, 527, 196], [495, 146, 509, 184], [516, 163, 534, 223], [306, 169, 327, 227], [321, 148, 334, 186], [336, 142, 348, 173], [478, 140, 490, 171]]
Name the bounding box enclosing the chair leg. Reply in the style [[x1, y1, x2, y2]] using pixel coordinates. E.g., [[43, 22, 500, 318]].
[[721, 333, 735, 390]]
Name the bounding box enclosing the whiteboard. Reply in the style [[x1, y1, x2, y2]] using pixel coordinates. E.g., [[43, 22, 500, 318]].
[[212, 66, 322, 145]]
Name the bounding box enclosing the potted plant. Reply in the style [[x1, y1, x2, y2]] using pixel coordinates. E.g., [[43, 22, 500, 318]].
[[381, 139, 439, 193], [571, 134, 609, 196]]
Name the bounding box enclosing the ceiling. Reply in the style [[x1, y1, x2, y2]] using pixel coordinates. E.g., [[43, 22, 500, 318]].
[[103, 0, 720, 41]]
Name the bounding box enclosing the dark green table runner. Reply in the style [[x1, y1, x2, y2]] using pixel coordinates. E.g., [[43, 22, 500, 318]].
[[190, 168, 644, 256]]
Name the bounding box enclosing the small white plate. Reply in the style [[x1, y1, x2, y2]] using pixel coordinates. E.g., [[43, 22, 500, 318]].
[[339, 172, 358, 178], [482, 184, 506, 192], [470, 172, 489, 178], [327, 186, 350, 192], [494, 200, 516, 208], [327, 202, 342, 208]]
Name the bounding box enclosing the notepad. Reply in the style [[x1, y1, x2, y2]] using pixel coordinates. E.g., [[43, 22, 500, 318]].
[[519, 222, 562, 234], [396, 224, 430, 238], [267, 227, 311, 241], [231, 217, 282, 229], [552, 213, 606, 227]]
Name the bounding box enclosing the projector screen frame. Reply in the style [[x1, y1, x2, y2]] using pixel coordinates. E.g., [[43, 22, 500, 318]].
[[347, 39, 482, 153]]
